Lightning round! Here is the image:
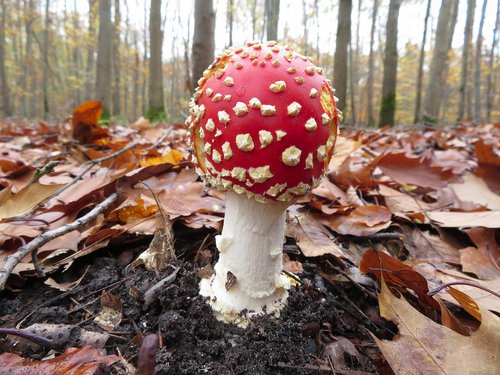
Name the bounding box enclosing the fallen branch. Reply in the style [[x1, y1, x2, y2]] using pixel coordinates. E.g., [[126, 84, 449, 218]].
[[0, 192, 119, 291], [0, 327, 55, 348], [143, 266, 180, 307], [427, 281, 500, 299]]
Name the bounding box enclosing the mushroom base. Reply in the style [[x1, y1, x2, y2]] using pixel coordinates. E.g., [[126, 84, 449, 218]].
[[199, 190, 291, 327]]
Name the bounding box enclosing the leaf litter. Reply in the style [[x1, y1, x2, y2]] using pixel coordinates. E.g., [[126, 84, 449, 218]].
[[0, 105, 499, 374]]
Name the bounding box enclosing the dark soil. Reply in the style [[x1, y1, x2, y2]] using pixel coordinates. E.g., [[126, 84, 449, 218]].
[[0, 230, 388, 374]]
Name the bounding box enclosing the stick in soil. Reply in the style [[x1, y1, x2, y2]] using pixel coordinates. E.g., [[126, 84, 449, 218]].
[[0, 192, 119, 291]]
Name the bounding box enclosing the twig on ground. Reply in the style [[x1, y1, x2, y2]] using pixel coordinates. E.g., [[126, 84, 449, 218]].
[[137, 334, 159, 375], [427, 281, 500, 299], [0, 192, 119, 291], [143, 266, 180, 307], [0, 327, 55, 348]]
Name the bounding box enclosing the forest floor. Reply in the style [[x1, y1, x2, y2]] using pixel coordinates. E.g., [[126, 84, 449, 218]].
[[0, 102, 499, 374]]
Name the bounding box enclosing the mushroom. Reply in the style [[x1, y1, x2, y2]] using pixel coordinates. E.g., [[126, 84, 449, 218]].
[[186, 41, 340, 326]]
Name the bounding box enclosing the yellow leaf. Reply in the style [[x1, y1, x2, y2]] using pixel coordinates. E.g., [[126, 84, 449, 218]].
[[374, 280, 500, 374], [0, 182, 64, 221], [140, 149, 184, 167]]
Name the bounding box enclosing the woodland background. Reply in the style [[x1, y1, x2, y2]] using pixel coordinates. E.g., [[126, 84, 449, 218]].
[[0, 0, 499, 128]]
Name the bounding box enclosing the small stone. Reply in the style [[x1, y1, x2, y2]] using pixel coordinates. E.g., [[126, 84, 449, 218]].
[[287, 101, 302, 116], [236, 133, 255, 151]]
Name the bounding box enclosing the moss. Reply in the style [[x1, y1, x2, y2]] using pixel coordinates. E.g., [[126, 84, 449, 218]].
[[98, 108, 111, 126], [145, 106, 167, 123], [380, 92, 396, 115]]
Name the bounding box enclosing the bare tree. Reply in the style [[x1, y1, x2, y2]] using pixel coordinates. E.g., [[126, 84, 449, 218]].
[[302, 0, 309, 55], [423, 0, 458, 124], [96, 0, 113, 115], [113, 0, 121, 115], [379, 0, 401, 127], [414, 0, 431, 124], [192, 0, 215, 86], [85, 0, 97, 101], [474, 0, 488, 123], [148, 0, 165, 120], [457, 0, 476, 123], [486, 0, 499, 123], [227, 0, 234, 47], [334, 0, 352, 114], [265, 0, 280, 41], [367, 0, 378, 127], [42, 0, 51, 117], [349, 0, 362, 126], [0, 0, 11, 116], [251, 0, 257, 40]]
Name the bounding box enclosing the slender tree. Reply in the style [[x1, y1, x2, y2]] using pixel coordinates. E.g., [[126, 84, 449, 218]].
[[486, 0, 499, 123], [192, 0, 215, 87], [474, 0, 488, 123], [96, 0, 112, 115], [113, 0, 121, 115], [379, 0, 401, 127], [0, 0, 11, 116], [227, 0, 234, 47], [148, 0, 165, 120], [42, 0, 51, 117], [85, 0, 97, 101], [367, 0, 378, 127], [265, 0, 280, 41], [302, 0, 309, 55], [334, 0, 352, 114], [423, 0, 458, 124], [457, 0, 476, 123], [414, 0, 431, 124]]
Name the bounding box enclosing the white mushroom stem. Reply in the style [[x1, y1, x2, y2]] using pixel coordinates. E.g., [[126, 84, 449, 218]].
[[199, 190, 290, 326]]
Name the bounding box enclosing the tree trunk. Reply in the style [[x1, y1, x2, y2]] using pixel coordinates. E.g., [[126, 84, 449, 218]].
[[302, 0, 308, 55], [72, 0, 82, 104], [414, 0, 431, 124], [333, 0, 352, 114], [42, 0, 51, 118], [142, 1, 148, 115], [96, 0, 112, 115], [227, 0, 234, 47], [379, 0, 401, 127], [474, 0, 488, 124], [265, 0, 280, 41], [132, 31, 140, 121], [192, 0, 215, 86], [113, 0, 121, 115], [0, 0, 11, 116], [349, 0, 361, 126], [423, 0, 458, 124], [457, 0, 476, 123], [85, 0, 97, 101], [486, 0, 499, 123], [251, 0, 257, 40], [367, 0, 378, 127], [22, 0, 36, 117], [148, 0, 165, 119]]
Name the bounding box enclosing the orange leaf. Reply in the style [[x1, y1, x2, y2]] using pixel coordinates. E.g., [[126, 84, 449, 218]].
[[72, 101, 109, 144], [140, 149, 184, 167], [0, 345, 119, 374]]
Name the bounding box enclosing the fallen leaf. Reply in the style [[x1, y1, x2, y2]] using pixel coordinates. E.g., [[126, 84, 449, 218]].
[[449, 173, 500, 210], [0, 345, 119, 374], [140, 149, 184, 167], [373, 280, 500, 375], [460, 228, 500, 280], [427, 211, 500, 228], [410, 228, 461, 264], [94, 292, 123, 331], [0, 181, 64, 221]]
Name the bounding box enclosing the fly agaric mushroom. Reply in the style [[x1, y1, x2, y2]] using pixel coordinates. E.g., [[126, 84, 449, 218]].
[[186, 41, 340, 326]]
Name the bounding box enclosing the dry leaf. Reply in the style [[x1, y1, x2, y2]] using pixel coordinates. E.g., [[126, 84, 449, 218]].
[[0, 345, 119, 374], [460, 228, 500, 280], [449, 173, 500, 210], [0, 181, 64, 221], [427, 211, 500, 228], [374, 280, 500, 375]]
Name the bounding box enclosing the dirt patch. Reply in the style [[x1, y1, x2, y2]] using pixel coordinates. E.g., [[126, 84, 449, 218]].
[[0, 238, 382, 374]]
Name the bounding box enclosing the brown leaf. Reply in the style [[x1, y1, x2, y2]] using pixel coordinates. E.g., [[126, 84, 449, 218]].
[[460, 228, 500, 280], [330, 154, 382, 189], [72, 101, 109, 144], [0, 345, 119, 374], [449, 173, 500, 210], [428, 211, 500, 228], [410, 228, 461, 264], [319, 205, 391, 237], [378, 151, 456, 189], [374, 280, 500, 375]]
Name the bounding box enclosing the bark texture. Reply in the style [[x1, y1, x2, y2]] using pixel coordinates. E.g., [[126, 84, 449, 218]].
[[333, 0, 352, 113], [423, 0, 458, 124], [265, 0, 280, 41], [474, 0, 488, 123], [96, 0, 113, 114], [379, 0, 401, 127], [414, 0, 432, 124], [367, 0, 378, 127], [148, 0, 164, 116], [113, 0, 121, 115], [0, 0, 11, 116], [486, 0, 499, 123], [192, 0, 215, 86]]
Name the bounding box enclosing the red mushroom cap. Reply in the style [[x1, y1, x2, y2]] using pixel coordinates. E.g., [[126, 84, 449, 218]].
[[187, 41, 339, 203]]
